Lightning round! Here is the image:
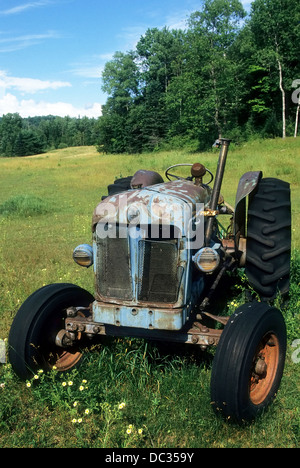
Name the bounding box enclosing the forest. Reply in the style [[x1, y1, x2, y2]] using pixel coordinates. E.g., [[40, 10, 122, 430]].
[[0, 0, 299, 157], [0, 114, 99, 157], [98, 0, 300, 153]]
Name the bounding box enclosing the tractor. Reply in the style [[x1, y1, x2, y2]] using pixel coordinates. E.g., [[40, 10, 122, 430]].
[[8, 138, 291, 422]]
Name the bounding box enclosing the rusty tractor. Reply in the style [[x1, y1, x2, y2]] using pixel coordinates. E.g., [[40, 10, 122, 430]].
[[9, 138, 291, 422]]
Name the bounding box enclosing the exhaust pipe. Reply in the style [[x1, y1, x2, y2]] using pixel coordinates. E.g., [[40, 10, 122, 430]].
[[205, 138, 231, 246]]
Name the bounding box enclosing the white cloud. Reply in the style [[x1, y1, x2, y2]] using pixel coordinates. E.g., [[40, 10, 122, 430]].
[[70, 65, 104, 80], [0, 92, 102, 118], [0, 31, 61, 53], [0, 70, 71, 94], [0, 1, 53, 16]]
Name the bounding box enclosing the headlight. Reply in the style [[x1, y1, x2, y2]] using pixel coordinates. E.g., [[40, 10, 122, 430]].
[[193, 247, 220, 273], [73, 244, 94, 268]]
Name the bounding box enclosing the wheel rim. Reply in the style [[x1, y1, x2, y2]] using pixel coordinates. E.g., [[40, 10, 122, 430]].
[[48, 348, 82, 372], [249, 333, 280, 405], [38, 311, 84, 373]]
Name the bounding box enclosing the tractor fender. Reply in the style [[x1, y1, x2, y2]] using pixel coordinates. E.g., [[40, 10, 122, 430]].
[[234, 171, 262, 246]]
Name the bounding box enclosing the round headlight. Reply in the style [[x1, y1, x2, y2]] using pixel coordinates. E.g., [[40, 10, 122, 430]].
[[193, 247, 220, 273], [73, 244, 93, 268]]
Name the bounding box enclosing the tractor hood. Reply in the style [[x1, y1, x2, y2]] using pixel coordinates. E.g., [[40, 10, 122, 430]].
[[92, 179, 212, 235]]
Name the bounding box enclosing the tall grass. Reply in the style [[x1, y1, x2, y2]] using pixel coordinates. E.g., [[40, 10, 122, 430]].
[[0, 139, 299, 448], [0, 194, 51, 217]]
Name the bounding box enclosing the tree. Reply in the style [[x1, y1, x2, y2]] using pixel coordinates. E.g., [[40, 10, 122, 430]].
[[102, 51, 140, 115], [14, 130, 44, 156], [96, 0, 300, 153], [0, 113, 23, 156], [187, 0, 246, 139], [249, 0, 300, 138]]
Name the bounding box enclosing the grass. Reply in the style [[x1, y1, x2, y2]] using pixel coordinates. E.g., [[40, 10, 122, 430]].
[[0, 194, 51, 218], [0, 138, 299, 448]]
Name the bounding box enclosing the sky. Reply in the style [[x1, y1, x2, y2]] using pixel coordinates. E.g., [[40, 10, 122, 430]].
[[0, 0, 253, 119]]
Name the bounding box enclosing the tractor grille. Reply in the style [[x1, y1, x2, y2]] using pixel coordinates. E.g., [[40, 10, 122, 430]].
[[96, 236, 132, 300], [137, 239, 181, 303], [95, 227, 182, 304]]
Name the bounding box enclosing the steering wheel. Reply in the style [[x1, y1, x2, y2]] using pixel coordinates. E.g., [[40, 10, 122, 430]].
[[165, 163, 214, 185]]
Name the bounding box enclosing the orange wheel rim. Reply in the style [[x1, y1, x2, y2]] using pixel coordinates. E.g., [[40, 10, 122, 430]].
[[249, 333, 280, 406], [52, 349, 82, 371]]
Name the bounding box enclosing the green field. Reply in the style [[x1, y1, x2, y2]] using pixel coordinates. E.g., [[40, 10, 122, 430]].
[[0, 138, 299, 448]]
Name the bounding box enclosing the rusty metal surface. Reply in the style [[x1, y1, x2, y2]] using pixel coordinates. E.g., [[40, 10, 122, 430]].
[[205, 139, 231, 246], [91, 178, 213, 322], [92, 179, 212, 230], [92, 301, 187, 331], [130, 170, 164, 189], [234, 171, 262, 239], [64, 309, 223, 347], [93, 233, 190, 311]]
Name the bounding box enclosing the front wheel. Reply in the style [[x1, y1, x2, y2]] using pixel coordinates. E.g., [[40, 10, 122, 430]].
[[210, 302, 287, 423], [8, 283, 94, 380]]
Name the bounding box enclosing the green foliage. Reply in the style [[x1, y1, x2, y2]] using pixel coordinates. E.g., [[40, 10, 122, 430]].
[[0, 114, 99, 157], [97, 0, 300, 154], [0, 194, 51, 218]]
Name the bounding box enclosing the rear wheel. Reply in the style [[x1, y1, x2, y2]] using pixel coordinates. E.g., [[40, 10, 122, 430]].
[[246, 178, 291, 300], [8, 284, 94, 380], [102, 176, 133, 200], [210, 302, 287, 423]]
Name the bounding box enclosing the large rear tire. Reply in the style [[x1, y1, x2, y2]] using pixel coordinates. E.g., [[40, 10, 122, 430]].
[[245, 178, 291, 300], [8, 284, 94, 380], [210, 302, 287, 423], [102, 176, 133, 200]]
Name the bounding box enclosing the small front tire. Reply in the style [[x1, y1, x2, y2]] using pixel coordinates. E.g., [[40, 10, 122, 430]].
[[210, 301, 287, 423], [8, 283, 94, 380]]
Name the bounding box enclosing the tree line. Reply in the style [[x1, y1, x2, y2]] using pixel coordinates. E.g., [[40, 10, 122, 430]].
[[1, 0, 299, 157], [97, 0, 300, 153], [0, 114, 99, 157]]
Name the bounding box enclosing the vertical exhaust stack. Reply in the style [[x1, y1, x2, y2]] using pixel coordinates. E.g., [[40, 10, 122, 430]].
[[205, 138, 231, 246]]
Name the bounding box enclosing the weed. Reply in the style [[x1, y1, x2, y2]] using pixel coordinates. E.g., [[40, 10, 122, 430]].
[[0, 194, 51, 218]]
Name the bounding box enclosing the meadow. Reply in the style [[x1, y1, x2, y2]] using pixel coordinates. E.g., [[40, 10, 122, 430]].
[[0, 138, 299, 448]]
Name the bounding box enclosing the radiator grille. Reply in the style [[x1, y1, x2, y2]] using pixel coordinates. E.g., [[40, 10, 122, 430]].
[[138, 239, 182, 303], [96, 236, 132, 300], [96, 228, 182, 304]]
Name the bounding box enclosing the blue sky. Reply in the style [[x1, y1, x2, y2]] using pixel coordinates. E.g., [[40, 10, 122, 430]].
[[0, 0, 253, 118]]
